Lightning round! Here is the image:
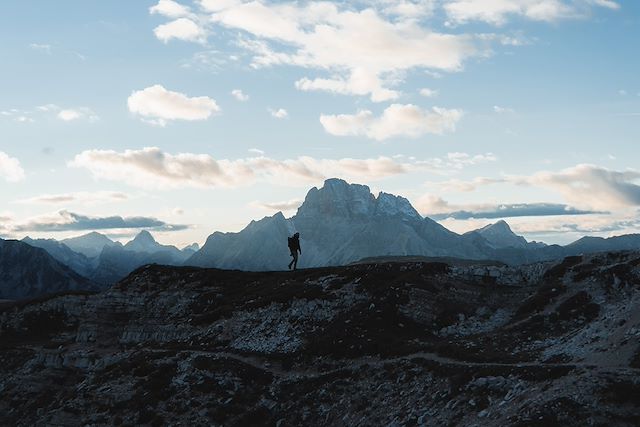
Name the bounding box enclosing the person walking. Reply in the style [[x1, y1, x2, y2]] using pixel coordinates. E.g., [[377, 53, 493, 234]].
[[287, 232, 301, 271]]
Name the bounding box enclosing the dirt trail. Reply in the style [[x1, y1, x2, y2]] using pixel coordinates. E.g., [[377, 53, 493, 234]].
[[195, 350, 639, 381]]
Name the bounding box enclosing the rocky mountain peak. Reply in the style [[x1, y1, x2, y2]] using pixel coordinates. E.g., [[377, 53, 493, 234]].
[[479, 220, 513, 234], [297, 178, 375, 218], [133, 230, 156, 243], [475, 220, 528, 249], [124, 230, 159, 252], [182, 243, 200, 252], [61, 232, 117, 258], [375, 192, 422, 220]]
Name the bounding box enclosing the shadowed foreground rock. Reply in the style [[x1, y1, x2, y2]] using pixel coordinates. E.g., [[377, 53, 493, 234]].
[[1, 252, 640, 426]]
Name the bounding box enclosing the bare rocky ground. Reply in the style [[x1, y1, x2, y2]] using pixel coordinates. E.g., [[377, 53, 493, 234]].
[[1, 251, 640, 426]]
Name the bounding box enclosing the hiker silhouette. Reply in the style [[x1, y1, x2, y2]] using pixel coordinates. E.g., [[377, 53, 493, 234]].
[[287, 232, 301, 271]]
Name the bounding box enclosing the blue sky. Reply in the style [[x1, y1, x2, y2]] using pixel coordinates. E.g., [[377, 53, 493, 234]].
[[1, 0, 638, 247]]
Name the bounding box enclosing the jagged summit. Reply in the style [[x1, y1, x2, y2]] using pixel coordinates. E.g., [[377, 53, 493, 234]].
[[467, 220, 528, 249], [182, 243, 200, 252], [297, 178, 376, 218], [124, 230, 158, 252], [375, 192, 422, 220], [297, 178, 422, 221]]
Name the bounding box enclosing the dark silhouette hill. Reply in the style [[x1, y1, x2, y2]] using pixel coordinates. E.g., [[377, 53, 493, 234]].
[[1, 251, 639, 425], [0, 238, 99, 299]]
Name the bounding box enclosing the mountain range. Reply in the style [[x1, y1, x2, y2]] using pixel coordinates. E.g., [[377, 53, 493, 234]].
[[187, 178, 640, 270], [2, 178, 640, 299], [18, 231, 198, 289]]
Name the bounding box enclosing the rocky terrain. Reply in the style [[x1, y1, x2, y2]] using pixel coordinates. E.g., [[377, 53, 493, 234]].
[[1, 251, 639, 426]]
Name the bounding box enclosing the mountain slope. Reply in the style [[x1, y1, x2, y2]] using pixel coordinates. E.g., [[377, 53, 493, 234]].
[[466, 220, 529, 249], [89, 243, 188, 285], [188, 179, 491, 270], [61, 232, 118, 258], [1, 252, 639, 425], [0, 238, 100, 299], [566, 234, 640, 253], [22, 237, 96, 278], [188, 179, 640, 271]]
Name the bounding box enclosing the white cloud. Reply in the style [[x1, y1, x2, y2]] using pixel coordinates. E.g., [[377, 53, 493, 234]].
[[419, 88, 438, 98], [376, 0, 437, 19], [57, 107, 99, 122], [15, 116, 34, 123], [426, 164, 640, 212], [231, 89, 249, 101], [36, 104, 59, 112], [8, 210, 186, 233], [425, 176, 505, 194], [153, 17, 206, 44], [29, 43, 52, 54], [127, 84, 220, 126], [0, 152, 25, 182], [443, 0, 620, 26], [154, 1, 485, 102], [251, 199, 303, 212], [295, 68, 400, 102], [248, 148, 265, 155], [2, 104, 97, 123], [69, 147, 496, 189], [589, 0, 620, 10], [493, 105, 515, 114], [180, 50, 228, 71], [14, 191, 129, 205], [320, 104, 463, 141], [521, 164, 640, 211], [269, 108, 288, 119], [150, 0, 192, 18]]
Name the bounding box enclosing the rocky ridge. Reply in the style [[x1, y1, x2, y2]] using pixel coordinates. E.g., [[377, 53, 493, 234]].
[[1, 251, 639, 426]]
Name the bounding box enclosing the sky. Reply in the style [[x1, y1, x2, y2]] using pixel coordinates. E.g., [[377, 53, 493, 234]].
[[0, 0, 639, 248]]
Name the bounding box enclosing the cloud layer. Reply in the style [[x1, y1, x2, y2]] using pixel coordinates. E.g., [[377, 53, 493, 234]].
[[151, 1, 485, 101], [429, 202, 600, 220], [524, 164, 640, 211], [0, 152, 25, 182], [69, 147, 496, 189], [9, 210, 187, 233], [127, 85, 220, 126], [320, 104, 463, 140], [15, 191, 129, 205], [443, 0, 620, 26]]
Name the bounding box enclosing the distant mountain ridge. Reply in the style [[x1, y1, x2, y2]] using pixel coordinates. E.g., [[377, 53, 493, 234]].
[[10, 178, 640, 291], [0, 238, 100, 299], [464, 220, 532, 249], [19, 231, 196, 288], [187, 178, 640, 271], [61, 231, 120, 258]]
